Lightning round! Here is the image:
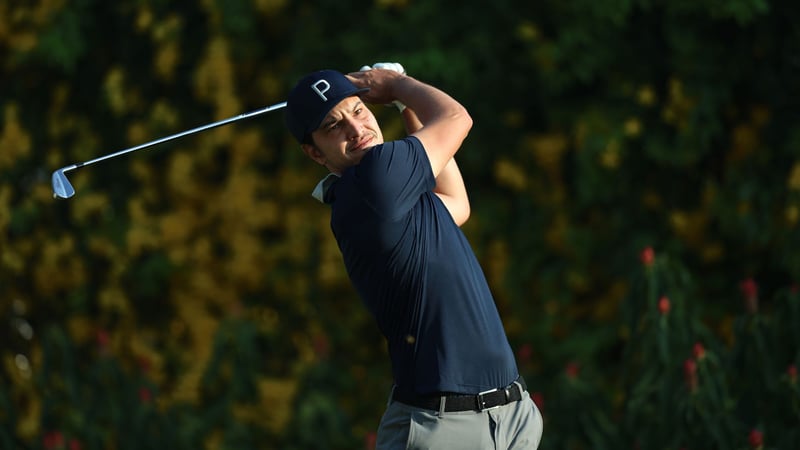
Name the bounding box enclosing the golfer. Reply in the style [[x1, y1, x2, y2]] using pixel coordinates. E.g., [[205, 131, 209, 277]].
[[285, 65, 543, 449]]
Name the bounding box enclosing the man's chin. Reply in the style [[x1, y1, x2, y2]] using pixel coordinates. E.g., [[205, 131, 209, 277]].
[[349, 145, 373, 155]]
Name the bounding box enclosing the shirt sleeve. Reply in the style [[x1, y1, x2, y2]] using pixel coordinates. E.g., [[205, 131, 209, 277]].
[[352, 136, 436, 221]]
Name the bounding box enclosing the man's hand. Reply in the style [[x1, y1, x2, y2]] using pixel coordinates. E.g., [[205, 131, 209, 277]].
[[357, 63, 407, 112], [346, 68, 406, 106]]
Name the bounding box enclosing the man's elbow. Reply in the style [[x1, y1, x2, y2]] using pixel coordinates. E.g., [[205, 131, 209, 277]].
[[457, 108, 473, 140]]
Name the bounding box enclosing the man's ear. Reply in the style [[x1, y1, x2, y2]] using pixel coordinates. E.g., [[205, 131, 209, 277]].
[[301, 143, 326, 166]]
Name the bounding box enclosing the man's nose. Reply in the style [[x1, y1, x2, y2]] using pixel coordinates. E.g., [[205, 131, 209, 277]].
[[343, 118, 362, 139]]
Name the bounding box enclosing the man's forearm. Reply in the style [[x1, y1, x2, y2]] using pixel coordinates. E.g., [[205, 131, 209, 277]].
[[402, 107, 423, 134]]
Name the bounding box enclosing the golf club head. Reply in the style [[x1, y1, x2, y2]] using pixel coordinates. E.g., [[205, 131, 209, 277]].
[[52, 169, 75, 199]]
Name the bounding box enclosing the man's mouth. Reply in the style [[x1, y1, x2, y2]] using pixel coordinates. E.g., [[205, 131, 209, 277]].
[[350, 136, 373, 153]]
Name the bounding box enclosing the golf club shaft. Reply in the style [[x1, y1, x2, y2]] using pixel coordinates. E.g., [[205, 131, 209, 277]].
[[61, 101, 287, 175]]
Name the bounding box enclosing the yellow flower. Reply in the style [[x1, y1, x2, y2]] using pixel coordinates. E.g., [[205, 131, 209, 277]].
[[787, 162, 800, 190], [99, 286, 130, 316], [71, 193, 109, 224], [545, 213, 568, 252], [728, 124, 759, 162], [494, 158, 527, 191], [0, 103, 31, 169], [702, 243, 724, 262], [136, 5, 153, 31], [255, 0, 288, 15], [159, 208, 196, 245], [517, 21, 540, 42], [103, 67, 127, 115], [527, 133, 568, 178], [786, 205, 799, 226], [600, 139, 620, 169], [637, 85, 656, 106], [624, 117, 642, 137]]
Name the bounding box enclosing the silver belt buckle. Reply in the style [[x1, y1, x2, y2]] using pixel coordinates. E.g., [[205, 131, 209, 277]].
[[476, 387, 502, 411]]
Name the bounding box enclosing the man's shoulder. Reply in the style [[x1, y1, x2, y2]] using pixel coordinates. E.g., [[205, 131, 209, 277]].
[[357, 136, 423, 170], [371, 136, 422, 154]]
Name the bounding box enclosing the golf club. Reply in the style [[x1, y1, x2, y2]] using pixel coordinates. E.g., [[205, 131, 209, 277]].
[[52, 101, 287, 199]]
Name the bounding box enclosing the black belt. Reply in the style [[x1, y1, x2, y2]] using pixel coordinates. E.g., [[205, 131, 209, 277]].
[[392, 377, 527, 412]]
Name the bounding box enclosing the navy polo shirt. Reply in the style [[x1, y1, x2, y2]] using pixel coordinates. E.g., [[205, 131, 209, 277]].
[[323, 136, 518, 395]]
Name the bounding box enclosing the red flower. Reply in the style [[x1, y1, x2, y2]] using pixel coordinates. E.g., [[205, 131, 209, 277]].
[[565, 362, 580, 379], [69, 439, 82, 450], [640, 247, 655, 266], [739, 278, 759, 314], [517, 343, 533, 364], [692, 342, 706, 360], [788, 364, 797, 384], [312, 334, 330, 360], [683, 358, 698, 392], [137, 356, 151, 373], [531, 391, 545, 413], [96, 329, 110, 354], [43, 431, 64, 450], [739, 278, 758, 297], [364, 431, 377, 450], [658, 296, 671, 315], [139, 387, 152, 403], [748, 429, 763, 448]]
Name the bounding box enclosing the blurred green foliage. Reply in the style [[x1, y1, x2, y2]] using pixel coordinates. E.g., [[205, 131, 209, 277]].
[[1, 0, 800, 448]]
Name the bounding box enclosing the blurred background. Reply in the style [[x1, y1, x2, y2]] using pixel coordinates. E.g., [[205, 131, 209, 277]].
[[2, 0, 800, 448]]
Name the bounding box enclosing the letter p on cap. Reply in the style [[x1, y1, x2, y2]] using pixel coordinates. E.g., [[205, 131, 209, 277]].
[[311, 79, 331, 101]]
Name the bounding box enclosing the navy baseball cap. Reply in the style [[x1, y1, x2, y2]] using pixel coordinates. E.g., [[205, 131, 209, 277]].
[[285, 69, 369, 143]]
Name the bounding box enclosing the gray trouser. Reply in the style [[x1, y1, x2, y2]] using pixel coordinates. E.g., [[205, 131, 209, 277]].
[[376, 389, 543, 449]]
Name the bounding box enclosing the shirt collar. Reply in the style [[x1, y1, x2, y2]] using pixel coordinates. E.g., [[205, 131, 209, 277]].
[[311, 173, 340, 203]]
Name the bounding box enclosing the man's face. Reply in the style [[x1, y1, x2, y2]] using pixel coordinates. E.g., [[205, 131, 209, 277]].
[[301, 96, 383, 174]]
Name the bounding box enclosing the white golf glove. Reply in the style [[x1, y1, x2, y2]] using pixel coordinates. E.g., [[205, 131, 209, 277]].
[[360, 62, 407, 112]]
